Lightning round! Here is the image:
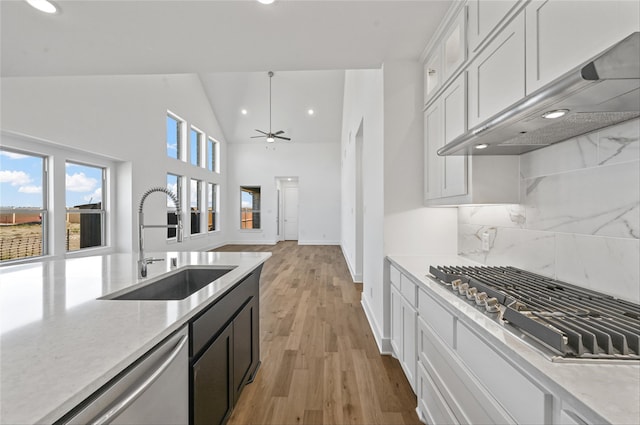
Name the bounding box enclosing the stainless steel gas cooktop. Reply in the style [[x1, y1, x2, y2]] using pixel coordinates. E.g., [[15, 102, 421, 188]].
[[429, 265, 640, 361]]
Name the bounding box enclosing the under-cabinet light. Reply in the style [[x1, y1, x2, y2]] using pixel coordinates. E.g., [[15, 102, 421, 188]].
[[26, 0, 58, 14], [542, 109, 569, 119], [475, 143, 489, 150], [257, 0, 275, 4]]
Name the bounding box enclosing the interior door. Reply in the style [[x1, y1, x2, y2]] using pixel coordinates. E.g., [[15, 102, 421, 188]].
[[284, 187, 298, 240]]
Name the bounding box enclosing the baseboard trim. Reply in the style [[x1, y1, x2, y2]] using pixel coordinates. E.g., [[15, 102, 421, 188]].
[[361, 297, 393, 355], [224, 240, 278, 246], [340, 244, 362, 283], [297, 240, 341, 246]]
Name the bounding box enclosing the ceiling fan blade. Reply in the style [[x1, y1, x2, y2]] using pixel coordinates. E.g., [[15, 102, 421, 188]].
[[254, 129, 268, 135], [274, 135, 291, 141], [274, 130, 285, 135], [250, 135, 266, 138]]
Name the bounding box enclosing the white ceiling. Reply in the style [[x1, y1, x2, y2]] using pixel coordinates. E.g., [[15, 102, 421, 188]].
[[1, 0, 452, 144]]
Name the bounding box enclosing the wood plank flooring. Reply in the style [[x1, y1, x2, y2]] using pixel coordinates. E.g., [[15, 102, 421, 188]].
[[213, 242, 420, 425]]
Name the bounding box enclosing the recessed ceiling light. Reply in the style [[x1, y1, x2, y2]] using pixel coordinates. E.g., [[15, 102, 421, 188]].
[[257, 0, 275, 4], [241, 109, 248, 115], [475, 143, 489, 150], [307, 109, 315, 116], [542, 109, 569, 119], [26, 0, 58, 14]]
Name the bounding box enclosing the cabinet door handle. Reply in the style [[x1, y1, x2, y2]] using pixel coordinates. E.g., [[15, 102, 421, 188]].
[[89, 334, 188, 425]]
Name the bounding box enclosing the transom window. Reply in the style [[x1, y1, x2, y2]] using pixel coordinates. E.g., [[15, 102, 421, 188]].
[[166, 112, 184, 161]]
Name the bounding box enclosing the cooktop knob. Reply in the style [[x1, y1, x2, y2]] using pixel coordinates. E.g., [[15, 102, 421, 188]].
[[475, 292, 487, 306], [466, 287, 478, 300], [485, 297, 500, 313], [451, 279, 462, 292], [459, 282, 469, 296]]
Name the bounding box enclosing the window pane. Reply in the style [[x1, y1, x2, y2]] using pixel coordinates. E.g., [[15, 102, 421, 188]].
[[0, 149, 44, 208], [208, 138, 218, 172], [208, 183, 217, 232], [167, 114, 181, 160], [1, 149, 46, 261], [65, 212, 102, 251], [0, 212, 44, 261], [66, 162, 104, 252], [167, 174, 180, 239], [191, 179, 201, 234], [190, 128, 202, 167], [240, 186, 260, 229]]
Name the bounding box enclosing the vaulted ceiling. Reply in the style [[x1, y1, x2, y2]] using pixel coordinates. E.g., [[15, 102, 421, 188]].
[[1, 0, 452, 144]]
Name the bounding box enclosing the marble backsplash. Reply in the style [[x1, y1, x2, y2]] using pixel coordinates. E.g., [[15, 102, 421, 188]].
[[458, 119, 640, 303]]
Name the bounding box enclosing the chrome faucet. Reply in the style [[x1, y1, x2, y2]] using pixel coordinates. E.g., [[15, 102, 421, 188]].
[[138, 187, 183, 278]]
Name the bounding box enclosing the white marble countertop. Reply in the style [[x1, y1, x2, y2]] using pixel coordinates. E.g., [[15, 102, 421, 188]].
[[387, 255, 640, 425], [0, 251, 271, 425]]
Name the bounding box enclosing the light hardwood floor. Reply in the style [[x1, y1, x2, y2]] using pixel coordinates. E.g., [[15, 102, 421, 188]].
[[213, 242, 421, 425]]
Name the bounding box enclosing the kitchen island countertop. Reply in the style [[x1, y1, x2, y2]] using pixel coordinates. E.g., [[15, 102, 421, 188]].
[[0, 251, 271, 424], [388, 255, 640, 425]]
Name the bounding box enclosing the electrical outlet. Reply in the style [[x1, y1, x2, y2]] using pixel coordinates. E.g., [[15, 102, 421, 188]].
[[482, 232, 490, 251]]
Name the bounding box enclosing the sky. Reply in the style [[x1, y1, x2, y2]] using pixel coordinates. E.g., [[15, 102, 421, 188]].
[[0, 150, 102, 209]]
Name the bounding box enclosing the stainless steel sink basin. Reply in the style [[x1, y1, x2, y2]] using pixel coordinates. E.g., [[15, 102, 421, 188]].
[[104, 267, 236, 300]]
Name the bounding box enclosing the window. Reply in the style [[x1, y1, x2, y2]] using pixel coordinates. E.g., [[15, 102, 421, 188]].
[[190, 179, 202, 234], [240, 186, 261, 230], [166, 174, 182, 239], [190, 127, 203, 167], [167, 112, 184, 160], [208, 183, 218, 232], [65, 162, 105, 252], [207, 138, 219, 173], [0, 149, 47, 261]]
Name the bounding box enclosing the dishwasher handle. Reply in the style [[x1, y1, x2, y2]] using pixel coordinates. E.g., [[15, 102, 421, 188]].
[[90, 334, 188, 425]]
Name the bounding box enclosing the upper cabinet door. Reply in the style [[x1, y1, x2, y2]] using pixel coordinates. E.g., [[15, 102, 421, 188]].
[[468, 0, 520, 53], [525, 0, 640, 94], [467, 13, 525, 129], [424, 102, 443, 201], [424, 50, 442, 103], [441, 73, 468, 199], [442, 6, 468, 82]]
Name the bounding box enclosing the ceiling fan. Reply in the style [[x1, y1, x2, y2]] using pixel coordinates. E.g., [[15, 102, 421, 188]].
[[251, 71, 291, 143]]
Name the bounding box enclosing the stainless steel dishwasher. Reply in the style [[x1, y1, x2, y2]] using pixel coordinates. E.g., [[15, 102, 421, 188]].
[[60, 328, 189, 425]]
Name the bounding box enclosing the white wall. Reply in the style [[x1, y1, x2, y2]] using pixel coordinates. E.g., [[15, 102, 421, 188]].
[[459, 118, 640, 303], [1, 74, 228, 255], [341, 63, 459, 353], [227, 142, 341, 245], [341, 69, 385, 348]]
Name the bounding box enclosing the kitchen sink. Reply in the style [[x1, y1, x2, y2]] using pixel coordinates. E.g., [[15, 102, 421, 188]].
[[103, 267, 236, 301]]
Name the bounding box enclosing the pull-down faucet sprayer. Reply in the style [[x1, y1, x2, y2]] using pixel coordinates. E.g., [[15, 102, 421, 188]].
[[138, 187, 183, 278]]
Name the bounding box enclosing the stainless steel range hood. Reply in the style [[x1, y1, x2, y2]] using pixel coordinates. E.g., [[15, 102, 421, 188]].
[[438, 32, 640, 156]]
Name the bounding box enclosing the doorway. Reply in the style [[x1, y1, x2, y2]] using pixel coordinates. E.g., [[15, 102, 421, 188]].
[[276, 177, 299, 241]]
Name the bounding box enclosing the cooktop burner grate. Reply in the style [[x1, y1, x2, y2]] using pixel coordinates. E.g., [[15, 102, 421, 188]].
[[429, 265, 640, 360]]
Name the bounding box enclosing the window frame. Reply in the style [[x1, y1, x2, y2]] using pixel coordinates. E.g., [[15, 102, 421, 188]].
[[207, 137, 220, 173], [207, 182, 219, 232], [166, 173, 183, 240], [167, 111, 186, 162], [240, 186, 261, 230], [0, 147, 49, 262], [64, 160, 107, 253], [190, 126, 204, 168], [190, 178, 203, 235]]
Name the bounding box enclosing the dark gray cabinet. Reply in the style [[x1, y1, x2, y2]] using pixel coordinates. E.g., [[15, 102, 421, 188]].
[[190, 265, 262, 425]]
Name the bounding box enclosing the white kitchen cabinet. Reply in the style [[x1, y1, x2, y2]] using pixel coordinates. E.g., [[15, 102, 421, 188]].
[[424, 50, 442, 103], [424, 71, 520, 206], [467, 0, 521, 53], [525, 0, 640, 94], [467, 12, 526, 129], [442, 6, 467, 83], [389, 265, 417, 392], [423, 101, 443, 200]]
